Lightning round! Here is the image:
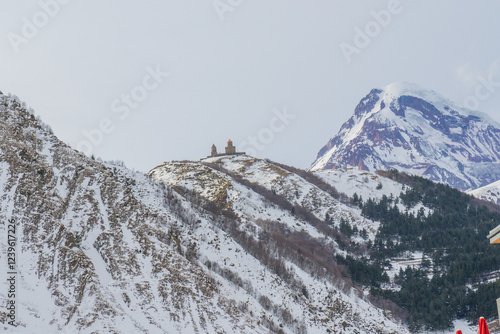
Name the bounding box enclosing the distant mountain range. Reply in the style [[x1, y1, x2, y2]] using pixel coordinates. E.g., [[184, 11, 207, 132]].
[[310, 82, 500, 191], [2, 86, 500, 333]]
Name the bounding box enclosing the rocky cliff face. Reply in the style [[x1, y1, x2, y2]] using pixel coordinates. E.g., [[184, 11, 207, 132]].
[[310, 82, 500, 190], [0, 92, 407, 333], [0, 93, 265, 333]]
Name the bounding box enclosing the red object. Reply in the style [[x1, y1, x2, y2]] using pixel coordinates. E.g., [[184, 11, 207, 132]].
[[456, 330, 462, 334], [479, 317, 490, 334]]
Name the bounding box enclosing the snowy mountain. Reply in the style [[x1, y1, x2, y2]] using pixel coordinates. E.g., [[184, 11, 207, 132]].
[[2, 90, 498, 333], [149, 158, 500, 333], [0, 92, 408, 333], [148, 156, 410, 333], [469, 180, 500, 205], [309, 82, 500, 190], [0, 94, 271, 333]]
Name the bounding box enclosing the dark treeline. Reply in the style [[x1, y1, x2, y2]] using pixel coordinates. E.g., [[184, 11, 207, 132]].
[[355, 170, 500, 332], [180, 162, 500, 332]]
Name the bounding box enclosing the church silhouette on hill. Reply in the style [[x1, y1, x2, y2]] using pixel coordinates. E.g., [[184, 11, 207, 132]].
[[209, 140, 245, 158]]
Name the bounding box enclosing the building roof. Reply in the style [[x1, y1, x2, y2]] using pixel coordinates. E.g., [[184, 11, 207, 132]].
[[488, 224, 500, 244]]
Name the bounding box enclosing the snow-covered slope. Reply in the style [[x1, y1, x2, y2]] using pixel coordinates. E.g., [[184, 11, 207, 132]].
[[0, 93, 269, 333], [469, 180, 500, 205], [0, 92, 408, 333], [310, 82, 500, 190], [313, 167, 404, 201], [148, 155, 409, 333]]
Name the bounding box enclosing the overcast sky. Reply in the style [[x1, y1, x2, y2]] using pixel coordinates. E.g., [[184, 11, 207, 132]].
[[1, 1, 499, 172]]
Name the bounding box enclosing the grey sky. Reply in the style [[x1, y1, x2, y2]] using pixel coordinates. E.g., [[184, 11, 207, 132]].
[[1, 0, 499, 172]]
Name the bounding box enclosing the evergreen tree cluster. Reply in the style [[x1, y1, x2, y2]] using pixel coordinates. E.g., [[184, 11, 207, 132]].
[[348, 171, 500, 332]]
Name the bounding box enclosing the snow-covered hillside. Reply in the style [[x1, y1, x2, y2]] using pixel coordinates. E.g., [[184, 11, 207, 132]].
[[469, 180, 500, 205], [2, 90, 495, 334], [0, 92, 409, 333], [148, 155, 409, 333], [149, 156, 492, 334], [310, 82, 500, 191], [313, 168, 404, 201], [0, 93, 271, 333]]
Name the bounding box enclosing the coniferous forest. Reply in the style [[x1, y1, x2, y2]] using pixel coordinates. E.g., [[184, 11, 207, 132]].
[[345, 170, 500, 332]]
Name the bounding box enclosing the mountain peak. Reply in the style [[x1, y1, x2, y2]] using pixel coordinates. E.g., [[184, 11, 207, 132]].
[[378, 82, 500, 128], [310, 83, 500, 190], [378, 82, 454, 108], [381, 81, 428, 96]]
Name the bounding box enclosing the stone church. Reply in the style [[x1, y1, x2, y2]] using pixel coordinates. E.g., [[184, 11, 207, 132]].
[[209, 140, 245, 157]]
